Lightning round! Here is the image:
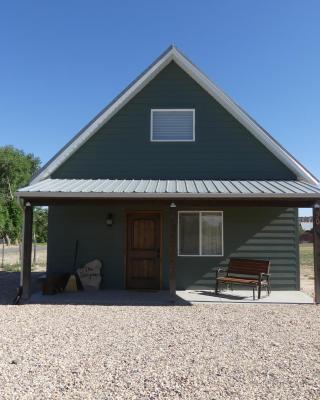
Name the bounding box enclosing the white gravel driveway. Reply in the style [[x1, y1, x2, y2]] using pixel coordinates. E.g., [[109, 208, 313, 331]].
[[0, 304, 319, 400]]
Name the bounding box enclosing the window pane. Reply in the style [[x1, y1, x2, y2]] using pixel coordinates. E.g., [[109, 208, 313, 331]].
[[201, 212, 223, 255], [152, 110, 194, 141], [179, 213, 199, 255]]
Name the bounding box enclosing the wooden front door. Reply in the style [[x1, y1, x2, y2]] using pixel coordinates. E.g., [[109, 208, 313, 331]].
[[126, 212, 161, 290]]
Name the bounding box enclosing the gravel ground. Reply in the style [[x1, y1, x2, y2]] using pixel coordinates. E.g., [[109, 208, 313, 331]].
[[0, 304, 319, 400]]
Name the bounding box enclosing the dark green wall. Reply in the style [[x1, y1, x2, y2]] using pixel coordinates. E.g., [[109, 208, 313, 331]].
[[47, 203, 170, 290], [52, 62, 296, 181], [47, 204, 299, 290], [176, 206, 299, 290]]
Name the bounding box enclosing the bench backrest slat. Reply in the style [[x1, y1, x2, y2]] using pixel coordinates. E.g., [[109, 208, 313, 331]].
[[227, 258, 270, 277]]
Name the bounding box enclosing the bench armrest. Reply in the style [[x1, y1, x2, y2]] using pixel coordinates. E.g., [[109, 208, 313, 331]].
[[216, 268, 227, 279], [259, 272, 271, 282]]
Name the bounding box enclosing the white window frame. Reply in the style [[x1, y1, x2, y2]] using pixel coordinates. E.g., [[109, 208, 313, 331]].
[[178, 211, 224, 257], [150, 109, 195, 142]]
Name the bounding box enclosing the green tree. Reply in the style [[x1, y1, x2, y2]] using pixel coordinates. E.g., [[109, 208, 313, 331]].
[[0, 146, 40, 244], [0, 201, 8, 239], [34, 207, 48, 243]]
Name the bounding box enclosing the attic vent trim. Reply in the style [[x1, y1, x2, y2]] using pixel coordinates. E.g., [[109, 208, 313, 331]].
[[150, 109, 195, 142]]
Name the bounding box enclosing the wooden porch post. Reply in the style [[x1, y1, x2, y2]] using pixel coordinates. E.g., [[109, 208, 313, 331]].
[[20, 202, 33, 299], [313, 203, 320, 304], [169, 202, 177, 298]]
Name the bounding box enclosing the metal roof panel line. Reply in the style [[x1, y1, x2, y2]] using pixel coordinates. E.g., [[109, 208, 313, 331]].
[[17, 179, 320, 199]]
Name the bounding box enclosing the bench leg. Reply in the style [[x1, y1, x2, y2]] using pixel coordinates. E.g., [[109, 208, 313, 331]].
[[265, 284, 270, 296], [215, 279, 219, 295], [252, 287, 255, 300], [258, 284, 261, 300], [267, 284, 271, 296]]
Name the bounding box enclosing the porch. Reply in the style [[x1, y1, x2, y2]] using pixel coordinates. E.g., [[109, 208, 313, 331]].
[[26, 289, 313, 305], [16, 178, 320, 304]]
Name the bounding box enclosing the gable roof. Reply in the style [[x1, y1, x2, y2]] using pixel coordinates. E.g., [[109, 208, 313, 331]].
[[30, 45, 318, 185]]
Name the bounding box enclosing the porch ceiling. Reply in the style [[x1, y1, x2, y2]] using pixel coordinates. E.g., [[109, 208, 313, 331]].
[[17, 178, 320, 201]]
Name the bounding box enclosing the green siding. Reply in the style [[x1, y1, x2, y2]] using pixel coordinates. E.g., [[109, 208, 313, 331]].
[[52, 62, 296, 181], [177, 207, 299, 290], [47, 203, 170, 290], [47, 205, 299, 290]]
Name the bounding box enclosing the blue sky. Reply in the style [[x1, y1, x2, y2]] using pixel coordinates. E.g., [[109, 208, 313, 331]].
[[0, 1, 319, 213]]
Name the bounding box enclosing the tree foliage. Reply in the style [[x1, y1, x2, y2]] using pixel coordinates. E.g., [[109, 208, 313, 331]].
[[0, 146, 40, 243], [34, 207, 48, 243]]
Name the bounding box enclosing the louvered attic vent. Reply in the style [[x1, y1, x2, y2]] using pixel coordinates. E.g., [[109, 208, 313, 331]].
[[151, 109, 195, 141]]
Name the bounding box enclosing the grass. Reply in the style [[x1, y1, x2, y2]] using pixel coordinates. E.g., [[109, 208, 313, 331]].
[[299, 243, 314, 267], [2, 263, 20, 272], [299, 244, 314, 296], [1, 262, 46, 273]]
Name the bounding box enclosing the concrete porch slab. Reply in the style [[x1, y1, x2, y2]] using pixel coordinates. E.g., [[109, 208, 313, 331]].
[[28, 289, 182, 306], [176, 289, 314, 304], [27, 289, 314, 305]]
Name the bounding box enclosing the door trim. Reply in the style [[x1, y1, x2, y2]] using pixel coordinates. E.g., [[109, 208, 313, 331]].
[[125, 211, 163, 290]]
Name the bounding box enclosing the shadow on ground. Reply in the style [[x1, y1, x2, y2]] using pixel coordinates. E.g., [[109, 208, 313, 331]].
[[1, 270, 191, 306], [195, 290, 247, 300], [0, 271, 20, 304], [28, 289, 192, 306], [0, 271, 43, 305]]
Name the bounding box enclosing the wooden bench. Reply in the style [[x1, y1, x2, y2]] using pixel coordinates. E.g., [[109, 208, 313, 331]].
[[215, 258, 271, 300]]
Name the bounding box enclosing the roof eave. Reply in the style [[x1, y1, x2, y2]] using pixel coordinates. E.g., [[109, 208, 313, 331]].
[[16, 191, 320, 200]]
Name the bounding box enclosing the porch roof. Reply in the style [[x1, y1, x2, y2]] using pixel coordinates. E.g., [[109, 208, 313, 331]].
[[17, 178, 320, 200]]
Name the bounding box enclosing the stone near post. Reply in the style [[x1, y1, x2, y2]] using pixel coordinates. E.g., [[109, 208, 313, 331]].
[[77, 259, 102, 291]]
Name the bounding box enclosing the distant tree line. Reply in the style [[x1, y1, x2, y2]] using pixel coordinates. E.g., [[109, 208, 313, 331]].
[[298, 216, 313, 223], [0, 145, 47, 245]]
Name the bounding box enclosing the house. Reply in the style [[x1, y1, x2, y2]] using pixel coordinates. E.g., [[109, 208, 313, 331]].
[[17, 46, 320, 301]]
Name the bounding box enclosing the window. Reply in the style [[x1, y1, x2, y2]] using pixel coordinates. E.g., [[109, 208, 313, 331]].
[[178, 211, 223, 256], [151, 109, 195, 141]]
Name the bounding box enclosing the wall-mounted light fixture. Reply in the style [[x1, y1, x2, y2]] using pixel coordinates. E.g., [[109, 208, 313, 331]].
[[170, 202, 177, 208], [106, 213, 113, 226]]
